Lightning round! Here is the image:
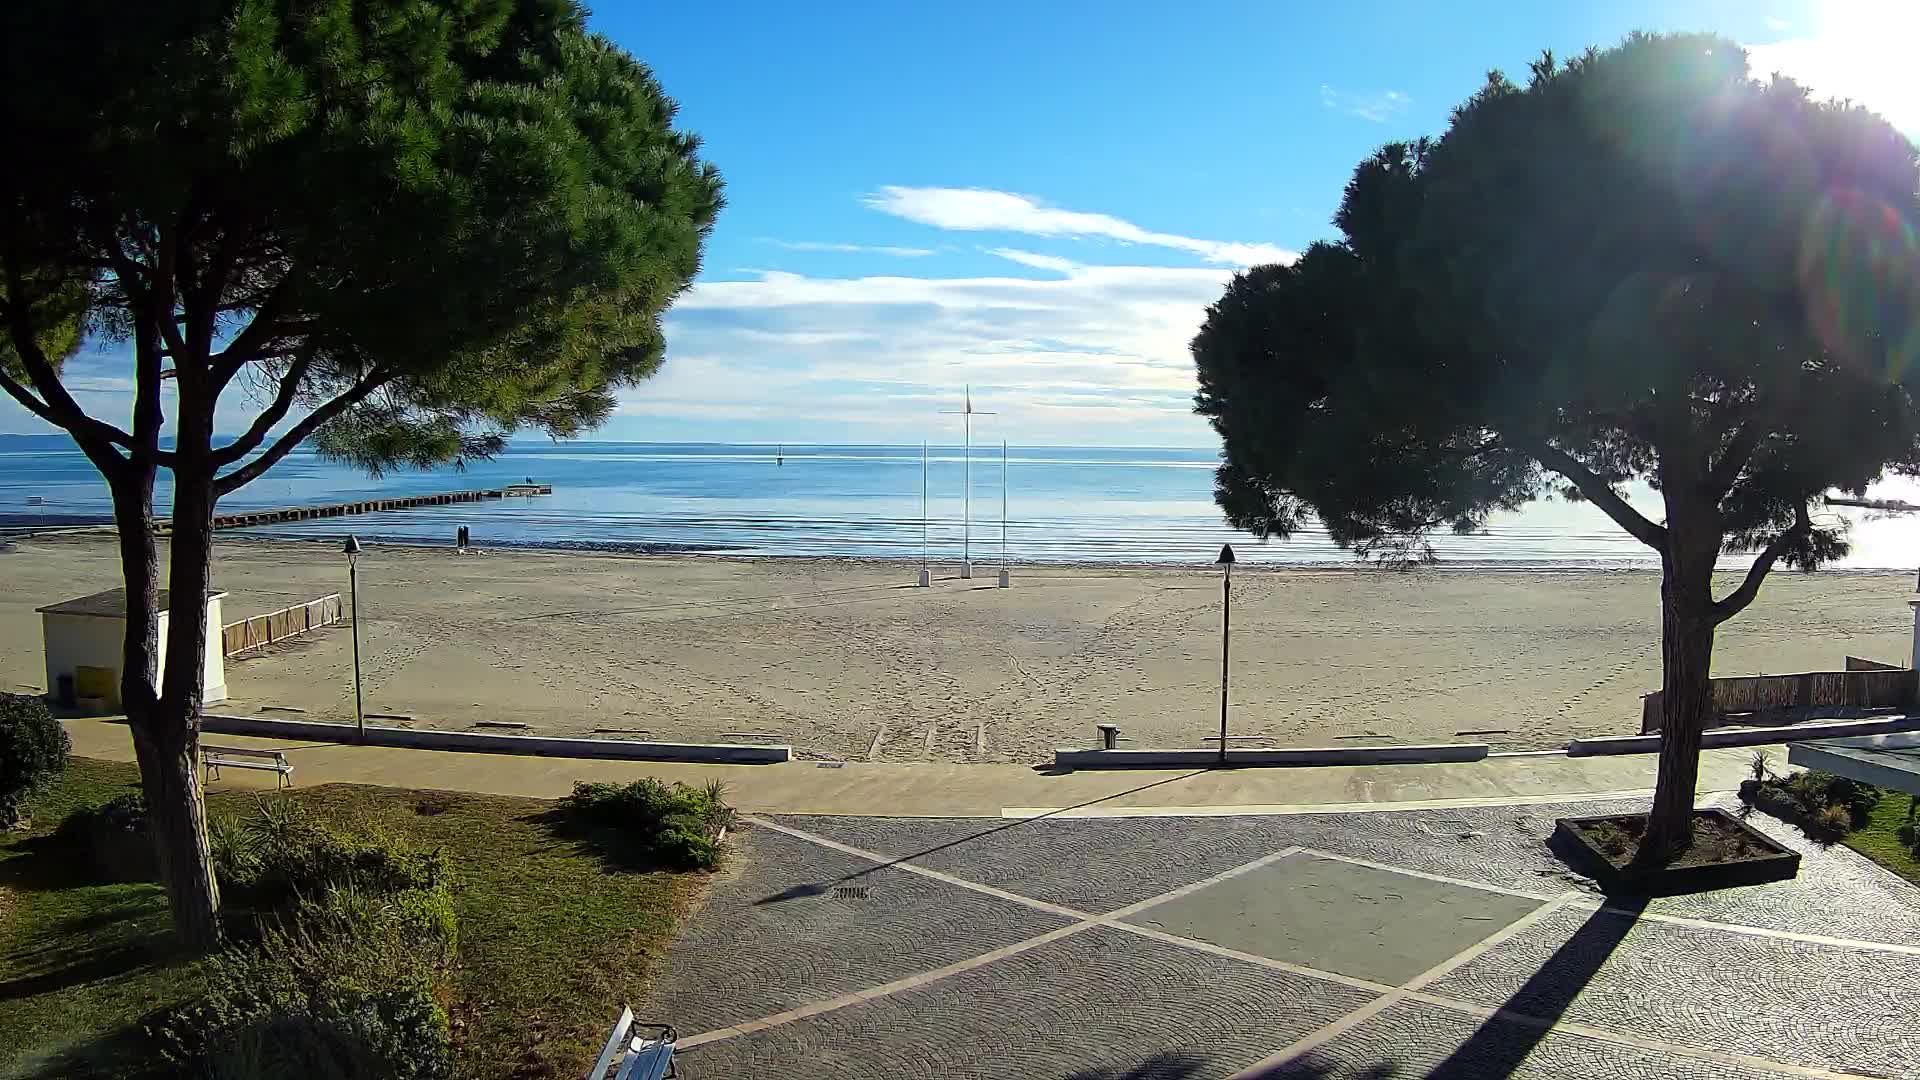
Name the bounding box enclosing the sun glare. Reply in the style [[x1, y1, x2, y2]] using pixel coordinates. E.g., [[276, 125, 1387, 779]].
[[1754, 1, 1920, 133]]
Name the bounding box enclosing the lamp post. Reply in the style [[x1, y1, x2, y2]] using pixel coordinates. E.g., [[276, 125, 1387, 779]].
[[1216, 543, 1236, 765], [344, 534, 365, 742]]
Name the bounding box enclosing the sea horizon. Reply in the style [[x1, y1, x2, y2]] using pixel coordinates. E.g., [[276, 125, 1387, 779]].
[[6, 436, 1920, 570]]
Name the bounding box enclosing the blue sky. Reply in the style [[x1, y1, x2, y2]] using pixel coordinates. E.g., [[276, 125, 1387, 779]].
[[8, 0, 1915, 447]]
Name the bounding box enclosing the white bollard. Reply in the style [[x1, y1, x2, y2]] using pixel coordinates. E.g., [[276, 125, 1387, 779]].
[[998, 568, 1010, 589], [917, 567, 932, 588], [960, 562, 972, 580]]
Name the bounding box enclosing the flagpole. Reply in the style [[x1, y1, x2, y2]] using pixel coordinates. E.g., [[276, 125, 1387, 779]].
[[918, 441, 931, 587], [963, 391, 972, 578], [940, 385, 993, 581], [998, 439, 1011, 589]]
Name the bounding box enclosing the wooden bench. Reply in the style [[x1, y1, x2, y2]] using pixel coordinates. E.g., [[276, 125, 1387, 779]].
[[587, 1007, 675, 1080], [201, 744, 294, 790]]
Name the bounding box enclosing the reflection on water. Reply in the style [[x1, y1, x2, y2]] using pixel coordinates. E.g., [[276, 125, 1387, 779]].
[[3, 439, 1917, 569]]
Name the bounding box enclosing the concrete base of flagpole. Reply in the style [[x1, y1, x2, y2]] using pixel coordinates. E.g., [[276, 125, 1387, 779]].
[[960, 562, 972, 580], [917, 567, 931, 587], [998, 568, 1010, 588]]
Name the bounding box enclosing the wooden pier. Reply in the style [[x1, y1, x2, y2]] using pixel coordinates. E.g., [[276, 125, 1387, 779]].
[[155, 484, 552, 535]]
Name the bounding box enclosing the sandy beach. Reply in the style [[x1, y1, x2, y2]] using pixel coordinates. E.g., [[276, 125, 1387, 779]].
[[2, 533, 1913, 761]]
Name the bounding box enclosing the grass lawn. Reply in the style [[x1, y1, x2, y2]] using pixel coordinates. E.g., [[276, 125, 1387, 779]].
[[0, 758, 709, 1079], [1841, 791, 1920, 886]]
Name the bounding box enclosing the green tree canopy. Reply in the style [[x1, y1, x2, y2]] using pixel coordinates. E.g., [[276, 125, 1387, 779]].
[[1193, 33, 1920, 860], [0, 0, 721, 945]]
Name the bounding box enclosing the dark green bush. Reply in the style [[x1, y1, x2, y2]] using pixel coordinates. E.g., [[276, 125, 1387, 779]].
[[0, 693, 69, 828], [561, 777, 734, 870], [1785, 771, 1879, 828], [1743, 769, 1882, 840]]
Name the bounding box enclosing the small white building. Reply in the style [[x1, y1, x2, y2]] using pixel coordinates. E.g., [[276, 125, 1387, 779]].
[[37, 588, 228, 711]]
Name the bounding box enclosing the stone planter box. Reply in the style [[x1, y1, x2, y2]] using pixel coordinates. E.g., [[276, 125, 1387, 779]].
[[1552, 808, 1800, 896]]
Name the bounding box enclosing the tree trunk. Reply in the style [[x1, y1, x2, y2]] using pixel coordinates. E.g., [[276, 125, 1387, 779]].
[[106, 459, 223, 949], [1640, 541, 1718, 865], [128, 704, 221, 947], [151, 434, 224, 950]]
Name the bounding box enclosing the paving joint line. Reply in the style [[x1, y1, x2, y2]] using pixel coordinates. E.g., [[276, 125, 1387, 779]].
[[676, 922, 1096, 1050], [746, 815, 1088, 919], [1290, 847, 1557, 901]]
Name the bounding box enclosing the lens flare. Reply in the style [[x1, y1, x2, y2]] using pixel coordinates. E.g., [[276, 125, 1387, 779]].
[[1797, 186, 1920, 380]]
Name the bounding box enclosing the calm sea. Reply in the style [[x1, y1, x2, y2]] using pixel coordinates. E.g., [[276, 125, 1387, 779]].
[[3, 439, 1918, 569]]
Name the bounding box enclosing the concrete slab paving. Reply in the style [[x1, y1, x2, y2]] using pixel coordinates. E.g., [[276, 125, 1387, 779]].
[[1426, 904, 1920, 1077], [657, 804, 1920, 1079], [1266, 999, 1819, 1079], [675, 924, 1380, 1080], [1122, 854, 1545, 985], [777, 793, 1920, 946], [645, 827, 1075, 1032]]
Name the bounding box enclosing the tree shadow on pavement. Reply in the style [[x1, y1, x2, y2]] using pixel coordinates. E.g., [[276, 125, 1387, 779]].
[[1419, 896, 1648, 1078], [754, 769, 1209, 905]]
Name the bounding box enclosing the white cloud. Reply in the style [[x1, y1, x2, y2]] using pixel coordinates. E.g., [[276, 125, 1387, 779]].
[[986, 248, 1079, 275], [862, 186, 1296, 268], [1319, 85, 1411, 123], [643, 258, 1241, 443], [1746, 3, 1920, 134], [764, 239, 937, 257], [1764, 16, 1791, 31]]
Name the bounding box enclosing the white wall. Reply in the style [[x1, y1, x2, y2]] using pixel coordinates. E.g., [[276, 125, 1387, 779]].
[[42, 597, 227, 708]]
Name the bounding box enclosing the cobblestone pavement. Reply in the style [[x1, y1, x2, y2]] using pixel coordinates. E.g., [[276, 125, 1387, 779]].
[[647, 797, 1920, 1079]]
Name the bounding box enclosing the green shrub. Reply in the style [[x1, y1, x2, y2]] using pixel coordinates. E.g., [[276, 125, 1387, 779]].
[[155, 797, 461, 1076], [157, 874, 457, 1078], [216, 798, 449, 914], [0, 693, 69, 828], [561, 777, 735, 870], [157, 935, 451, 1080], [1744, 770, 1881, 838], [1581, 820, 1633, 860]]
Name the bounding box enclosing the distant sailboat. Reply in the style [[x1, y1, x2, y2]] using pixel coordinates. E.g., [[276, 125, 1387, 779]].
[[776, 443, 784, 467]]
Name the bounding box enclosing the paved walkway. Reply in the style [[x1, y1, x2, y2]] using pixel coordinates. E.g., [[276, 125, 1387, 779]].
[[652, 797, 1920, 1079], [61, 718, 1756, 816], [62, 719, 1920, 1076]]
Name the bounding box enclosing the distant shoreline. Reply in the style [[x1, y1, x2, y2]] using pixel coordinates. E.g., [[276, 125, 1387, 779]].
[[17, 526, 1919, 580]]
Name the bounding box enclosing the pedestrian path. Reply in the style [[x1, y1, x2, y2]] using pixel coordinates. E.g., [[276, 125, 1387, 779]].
[[653, 797, 1920, 1079], [60, 719, 1757, 818]]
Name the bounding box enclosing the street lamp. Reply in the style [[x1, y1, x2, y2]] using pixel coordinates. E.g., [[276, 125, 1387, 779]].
[[344, 534, 365, 742], [1216, 543, 1236, 765]]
